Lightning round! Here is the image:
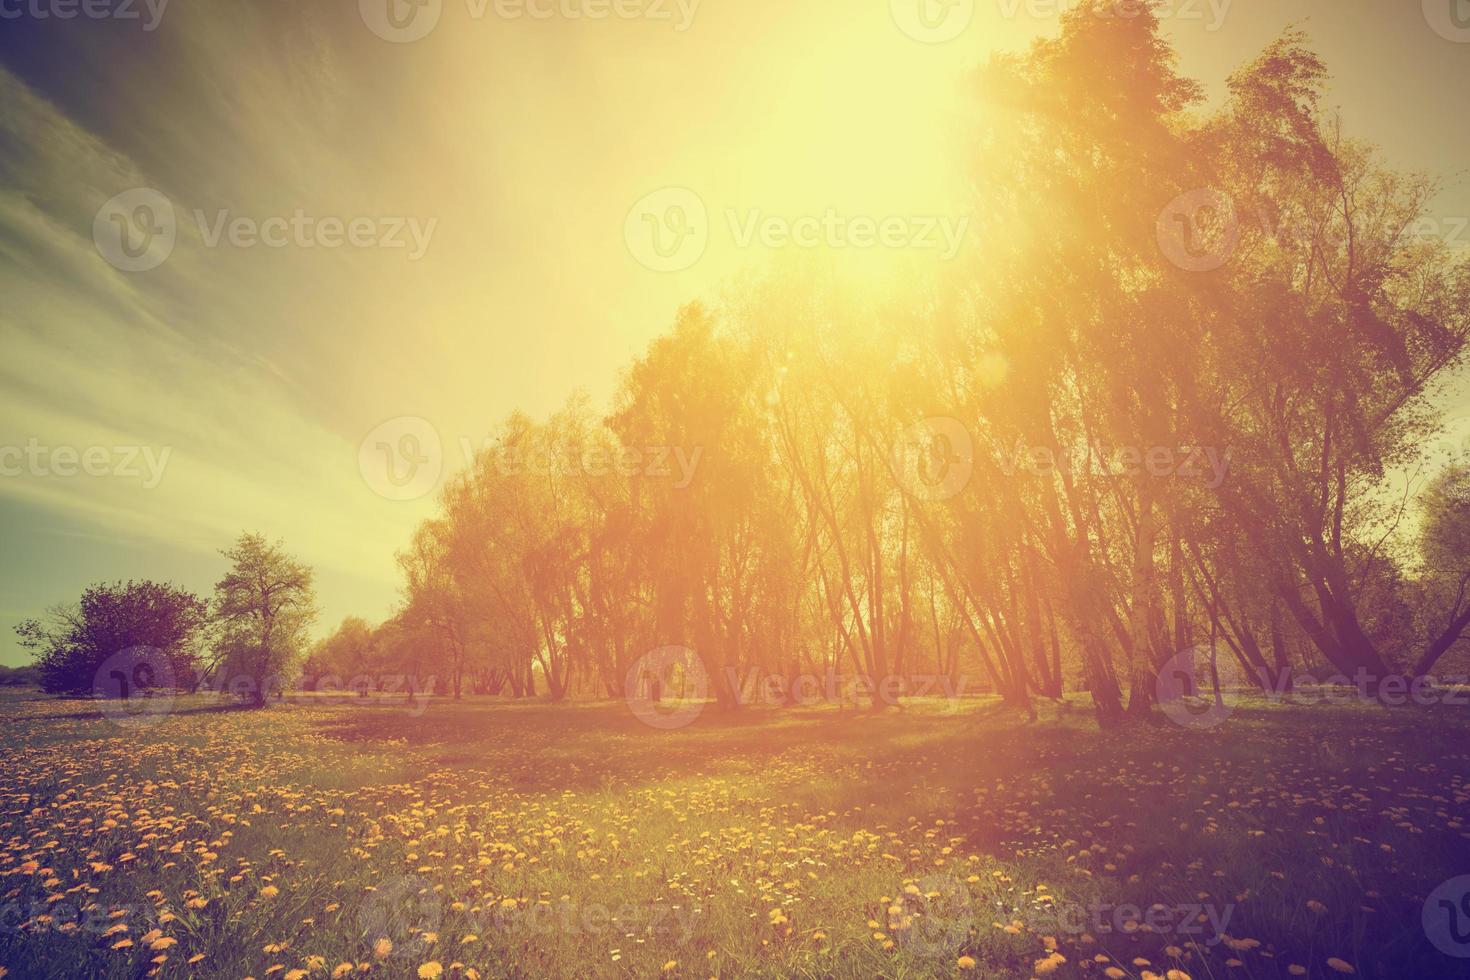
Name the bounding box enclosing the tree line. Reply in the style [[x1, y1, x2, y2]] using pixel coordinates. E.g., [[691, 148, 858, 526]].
[[16, 533, 316, 707], [16, 6, 1470, 726], [305, 7, 1470, 726]]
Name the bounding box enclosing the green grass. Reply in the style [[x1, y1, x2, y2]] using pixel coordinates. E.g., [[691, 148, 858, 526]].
[[0, 689, 1467, 979]]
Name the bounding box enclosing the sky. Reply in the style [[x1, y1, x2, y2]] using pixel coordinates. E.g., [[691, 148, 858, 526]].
[[1, 0, 1468, 665]]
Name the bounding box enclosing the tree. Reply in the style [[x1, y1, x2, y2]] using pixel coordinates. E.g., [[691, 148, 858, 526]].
[[382, 8, 1468, 723], [15, 581, 206, 696], [210, 533, 317, 707], [1408, 462, 1470, 678], [398, 520, 471, 698], [301, 616, 377, 692]]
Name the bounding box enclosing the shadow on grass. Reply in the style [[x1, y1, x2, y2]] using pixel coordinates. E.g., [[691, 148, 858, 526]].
[[21, 699, 266, 722]]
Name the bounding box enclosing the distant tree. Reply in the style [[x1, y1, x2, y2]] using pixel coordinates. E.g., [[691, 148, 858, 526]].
[[301, 616, 376, 692], [398, 519, 470, 699], [1409, 463, 1470, 677], [210, 533, 317, 707], [383, 6, 1468, 724], [15, 581, 206, 696], [0, 664, 41, 687]]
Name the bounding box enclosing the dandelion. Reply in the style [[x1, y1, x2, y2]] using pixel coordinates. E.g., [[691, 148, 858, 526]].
[[417, 963, 443, 979], [1035, 952, 1066, 975]]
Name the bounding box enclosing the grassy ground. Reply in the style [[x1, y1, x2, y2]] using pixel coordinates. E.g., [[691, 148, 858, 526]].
[[0, 689, 1467, 979]]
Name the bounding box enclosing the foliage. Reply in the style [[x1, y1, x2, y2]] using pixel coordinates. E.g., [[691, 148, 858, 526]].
[[14, 581, 206, 696], [387, 8, 1470, 725], [210, 533, 317, 706]]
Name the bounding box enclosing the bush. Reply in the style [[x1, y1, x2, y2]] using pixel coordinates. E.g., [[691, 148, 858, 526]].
[[15, 581, 206, 696], [0, 664, 40, 687]]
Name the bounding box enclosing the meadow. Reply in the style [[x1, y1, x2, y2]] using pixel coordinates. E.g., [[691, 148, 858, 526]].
[[1, 691, 1467, 979]]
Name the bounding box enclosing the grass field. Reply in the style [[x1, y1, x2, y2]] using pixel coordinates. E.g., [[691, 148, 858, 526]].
[[1, 691, 1468, 979]]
